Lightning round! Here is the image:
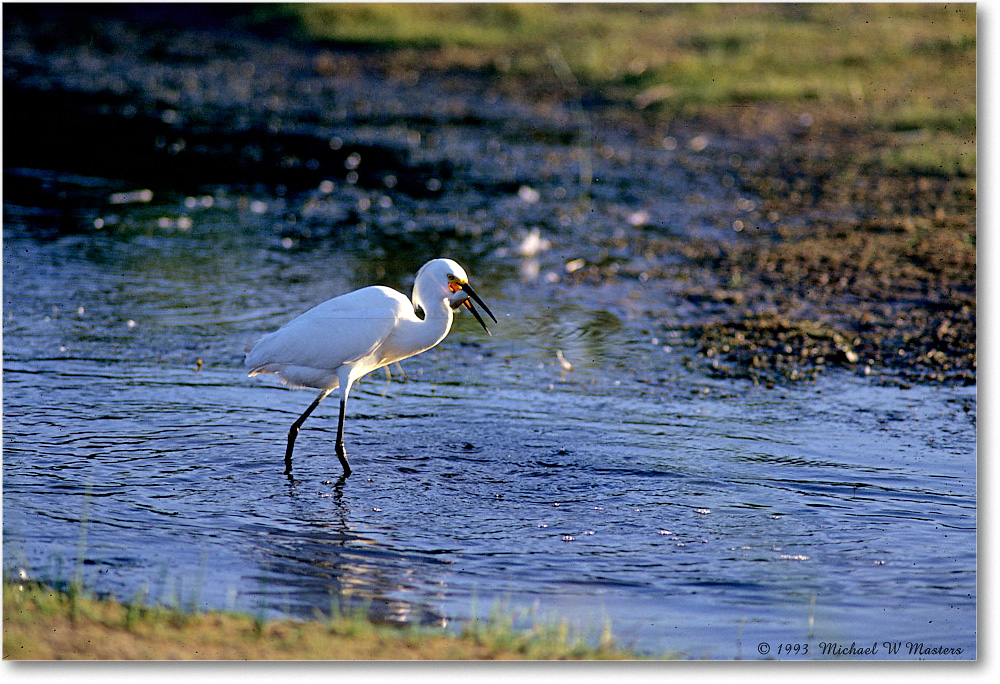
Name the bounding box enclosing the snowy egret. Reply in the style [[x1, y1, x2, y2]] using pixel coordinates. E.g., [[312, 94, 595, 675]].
[[245, 258, 496, 477]]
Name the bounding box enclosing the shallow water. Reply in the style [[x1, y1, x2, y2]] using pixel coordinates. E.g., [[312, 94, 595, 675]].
[[3, 114, 976, 659]]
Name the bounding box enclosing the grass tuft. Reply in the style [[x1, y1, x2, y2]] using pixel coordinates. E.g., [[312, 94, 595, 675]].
[[3, 578, 648, 660]]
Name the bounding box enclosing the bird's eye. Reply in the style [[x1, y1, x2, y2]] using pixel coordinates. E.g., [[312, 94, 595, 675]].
[[447, 274, 456, 281]]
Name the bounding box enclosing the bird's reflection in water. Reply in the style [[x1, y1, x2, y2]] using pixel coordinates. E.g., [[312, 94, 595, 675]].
[[241, 471, 449, 628]]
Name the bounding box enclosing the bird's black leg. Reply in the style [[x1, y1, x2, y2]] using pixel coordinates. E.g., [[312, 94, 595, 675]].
[[285, 389, 330, 475], [334, 398, 352, 477]]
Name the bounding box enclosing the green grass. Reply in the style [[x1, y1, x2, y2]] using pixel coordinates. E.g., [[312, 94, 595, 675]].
[[264, 3, 974, 124], [279, 3, 537, 49], [879, 133, 976, 178], [253, 3, 974, 179], [461, 601, 624, 660], [4, 578, 646, 660]]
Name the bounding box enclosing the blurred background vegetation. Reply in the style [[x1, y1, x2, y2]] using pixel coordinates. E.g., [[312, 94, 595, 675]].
[[249, 2, 974, 177]]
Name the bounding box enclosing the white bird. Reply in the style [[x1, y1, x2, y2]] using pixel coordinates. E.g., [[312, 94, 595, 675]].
[[245, 258, 496, 478]]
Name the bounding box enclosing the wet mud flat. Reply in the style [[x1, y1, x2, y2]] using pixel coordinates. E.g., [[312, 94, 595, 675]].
[[686, 122, 975, 387], [3, 6, 975, 388]]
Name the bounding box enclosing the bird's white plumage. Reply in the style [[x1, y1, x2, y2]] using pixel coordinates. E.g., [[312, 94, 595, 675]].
[[246, 285, 408, 390], [244, 258, 494, 477]]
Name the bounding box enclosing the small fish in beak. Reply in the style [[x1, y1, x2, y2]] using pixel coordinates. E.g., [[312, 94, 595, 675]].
[[449, 281, 497, 335]]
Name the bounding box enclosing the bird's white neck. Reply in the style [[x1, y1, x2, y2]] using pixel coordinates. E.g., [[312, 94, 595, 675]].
[[406, 285, 455, 351]]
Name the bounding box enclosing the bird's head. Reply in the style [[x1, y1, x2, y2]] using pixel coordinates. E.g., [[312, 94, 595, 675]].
[[415, 258, 497, 335]]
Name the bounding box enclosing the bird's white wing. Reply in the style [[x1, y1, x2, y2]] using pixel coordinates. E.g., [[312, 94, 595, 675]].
[[245, 286, 404, 376]]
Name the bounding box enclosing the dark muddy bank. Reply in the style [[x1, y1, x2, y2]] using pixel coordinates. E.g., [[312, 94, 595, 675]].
[[3, 5, 975, 386]]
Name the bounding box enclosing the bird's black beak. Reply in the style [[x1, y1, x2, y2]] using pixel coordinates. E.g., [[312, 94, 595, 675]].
[[458, 282, 497, 335]]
